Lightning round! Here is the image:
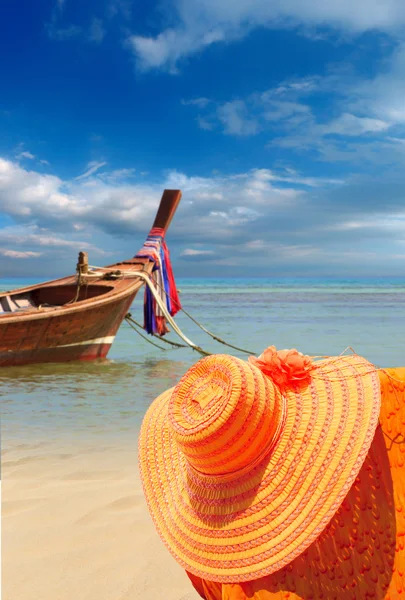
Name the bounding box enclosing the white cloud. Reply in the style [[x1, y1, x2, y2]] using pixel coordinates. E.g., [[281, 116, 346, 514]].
[[209, 206, 261, 225], [322, 215, 405, 234], [243, 240, 320, 259], [190, 81, 396, 144], [351, 43, 405, 124], [197, 116, 215, 131], [217, 100, 259, 136], [0, 226, 107, 254], [0, 224, 109, 277], [129, 27, 225, 72], [99, 168, 136, 183], [0, 249, 41, 259], [262, 100, 311, 123], [128, 30, 183, 72], [186, 43, 405, 167], [321, 113, 390, 136], [250, 168, 342, 187], [185, 94, 312, 137], [388, 137, 405, 146], [325, 220, 366, 231], [16, 151, 36, 160], [181, 248, 215, 256], [75, 161, 107, 181], [129, 0, 405, 71], [0, 158, 146, 232], [1, 156, 405, 277], [0, 157, 316, 249], [272, 79, 320, 95], [164, 170, 223, 193]]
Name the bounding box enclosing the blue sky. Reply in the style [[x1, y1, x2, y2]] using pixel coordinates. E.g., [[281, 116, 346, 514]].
[[1, 0, 405, 277]]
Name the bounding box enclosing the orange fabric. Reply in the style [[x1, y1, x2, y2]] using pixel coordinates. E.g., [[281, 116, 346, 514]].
[[186, 367, 405, 600]]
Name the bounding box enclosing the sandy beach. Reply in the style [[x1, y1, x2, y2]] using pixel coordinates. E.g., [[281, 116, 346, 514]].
[[2, 440, 200, 600]]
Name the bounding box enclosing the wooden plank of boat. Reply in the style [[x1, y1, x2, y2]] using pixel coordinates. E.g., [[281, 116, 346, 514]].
[[0, 189, 182, 367]]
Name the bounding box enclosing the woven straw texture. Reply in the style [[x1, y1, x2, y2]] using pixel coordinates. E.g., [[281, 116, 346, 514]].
[[138, 352, 381, 583], [187, 367, 405, 599]]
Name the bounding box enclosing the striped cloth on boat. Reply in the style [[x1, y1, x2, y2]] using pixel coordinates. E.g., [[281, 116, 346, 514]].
[[135, 227, 181, 335]]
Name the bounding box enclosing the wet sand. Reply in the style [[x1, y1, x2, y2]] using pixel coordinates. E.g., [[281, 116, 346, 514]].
[[2, 440, 200, 600]]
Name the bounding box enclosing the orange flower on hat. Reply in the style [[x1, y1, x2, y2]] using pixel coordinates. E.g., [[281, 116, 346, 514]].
[[249, 346, 314, 388]]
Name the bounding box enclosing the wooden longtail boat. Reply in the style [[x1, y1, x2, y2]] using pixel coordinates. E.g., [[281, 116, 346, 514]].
[[0, 189, 182, 367]]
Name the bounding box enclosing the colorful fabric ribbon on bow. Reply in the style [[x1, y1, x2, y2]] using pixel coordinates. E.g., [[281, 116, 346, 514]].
[[135, 227, 181, 335]]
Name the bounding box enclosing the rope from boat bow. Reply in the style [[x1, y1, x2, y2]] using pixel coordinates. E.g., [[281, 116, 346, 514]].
[[125, 314, 188, 349], [82, 265, 254, 356], [81, 266, 210, 355], [131, 271, 210, 356]]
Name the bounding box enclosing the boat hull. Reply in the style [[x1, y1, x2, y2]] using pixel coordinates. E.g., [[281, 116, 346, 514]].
[[0, 290, 137, 367]]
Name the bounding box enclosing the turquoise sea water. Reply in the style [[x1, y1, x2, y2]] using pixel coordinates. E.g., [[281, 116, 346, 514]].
[[2, 277, 405, 450]]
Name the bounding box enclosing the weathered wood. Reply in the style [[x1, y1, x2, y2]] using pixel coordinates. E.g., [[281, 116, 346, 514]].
[[152, 189, 182, 231]]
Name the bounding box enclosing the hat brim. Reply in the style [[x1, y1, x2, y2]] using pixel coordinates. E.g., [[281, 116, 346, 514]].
[[138, 354, 381, 583]]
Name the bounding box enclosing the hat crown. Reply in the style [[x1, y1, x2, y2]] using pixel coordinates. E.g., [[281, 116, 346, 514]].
[[168, 354, 284, 477]]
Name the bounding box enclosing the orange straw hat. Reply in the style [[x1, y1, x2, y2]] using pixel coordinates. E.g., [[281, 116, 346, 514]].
[[138, 346, 381, 583]]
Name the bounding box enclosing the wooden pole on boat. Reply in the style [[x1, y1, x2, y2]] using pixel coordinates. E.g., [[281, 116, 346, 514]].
[[152, 190, 182, 232], [77, 251, 89, 275]]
